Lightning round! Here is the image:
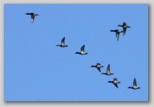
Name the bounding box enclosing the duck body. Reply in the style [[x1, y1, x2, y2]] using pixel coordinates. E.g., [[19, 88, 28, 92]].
[[56, 37, 68, 48], [128, 78, 140, 90], [75, 45, 88, 55], [26, 12, 39, 23], [102, 64, 113, 76], [118, 22, 131, 35], [91, 63, 103, 72], [108, 78, 120, 88], [110, 29, 123, 41]]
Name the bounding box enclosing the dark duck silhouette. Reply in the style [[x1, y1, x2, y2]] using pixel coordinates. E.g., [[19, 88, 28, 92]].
[[56, 37, 68, 47], [110, 29, 123, 41], [102, 64, 113, 76], [108, 78, 121, 88], [128, 78, 140, 90], [91, 63, 103, 72], [75, 45, 88, 55], [26, 12, 39, 23], [118, 22, 130, 35]]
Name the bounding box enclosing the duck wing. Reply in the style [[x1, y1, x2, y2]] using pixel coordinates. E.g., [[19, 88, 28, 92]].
[[81, 45, 85, 51], [97, 68, 101, 72], [107, 64, 110, 72], [123, 27, 127, 35], [114, 83, 118, 88], [116, 33, 119, 41], [133, 78, 137, 86], [61, 37, 65, 44], [123, 22, 127, 26]]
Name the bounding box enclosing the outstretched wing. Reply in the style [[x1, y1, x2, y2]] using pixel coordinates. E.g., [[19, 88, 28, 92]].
[[81, 45, 85, 51], [114, 83, 118, 88], [32, 15, 35, 20], [123, 27, 127, 35], [97, 68, 101, 72], [123, 22, 127, 26], [107, 64, 110, 72], [61, 37, 65, 44], [116, 33, 119, 41], [133, 78, 137, 86]]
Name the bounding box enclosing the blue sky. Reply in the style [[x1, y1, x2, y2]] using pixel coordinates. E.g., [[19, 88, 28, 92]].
[[4, 4, 148, 101]]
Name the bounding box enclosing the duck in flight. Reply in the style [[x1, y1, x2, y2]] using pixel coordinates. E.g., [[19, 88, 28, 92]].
[[91, 63, 103, 72], [110, 29, 123, 41], [101, 64, 113, 76], [108, 78, 121, 88], [75, 45, 88, 55], [118, 22, 131, 35], [56, 37, 68, 47], [26, 12, 39, 23], [128, 78, 140, 90]]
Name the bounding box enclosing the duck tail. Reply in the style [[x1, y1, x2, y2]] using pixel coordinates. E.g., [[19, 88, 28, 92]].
[[127, 26, 131, 28]]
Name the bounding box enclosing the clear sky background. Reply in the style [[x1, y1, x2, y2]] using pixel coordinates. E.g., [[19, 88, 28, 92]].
[[4, 4, 148, 101]]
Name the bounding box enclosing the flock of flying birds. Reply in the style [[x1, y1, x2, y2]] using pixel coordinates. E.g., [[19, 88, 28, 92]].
[[26, 12, 140, 90]]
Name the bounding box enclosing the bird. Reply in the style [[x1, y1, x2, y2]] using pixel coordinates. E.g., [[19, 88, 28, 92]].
[[56, 37, 68, 47], [110, 29, 123, 41], [26, 12, 39, 23], [128, 78, 140, 90], [108, 78, 121, 88], [91, 63, 103, 72], [75, 45, 88, 55], [118, 22, 131, 35], [101, 64, 113, 76]]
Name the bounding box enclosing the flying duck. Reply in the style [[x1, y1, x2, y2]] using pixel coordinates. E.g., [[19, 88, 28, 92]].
[[118, 22, 131, 35], [91, 63, 103, 72], [102, 64, 113, 76], [128, 78, 140, 90], [26, 12, 39, 23], [75, 45, 88, 55], [110, 29, 123, 41], [56, 37, 68, 47], [108, 78, 121, 88]]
